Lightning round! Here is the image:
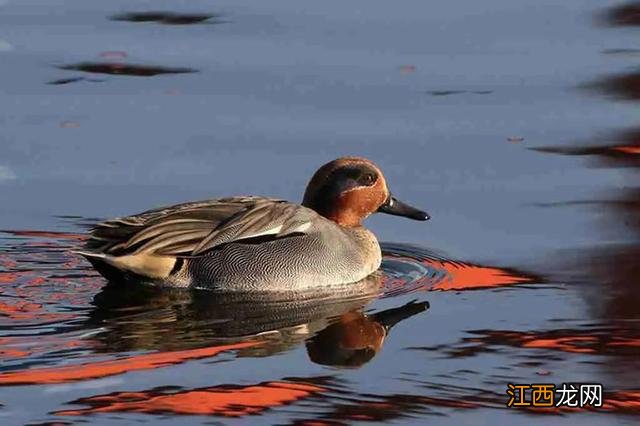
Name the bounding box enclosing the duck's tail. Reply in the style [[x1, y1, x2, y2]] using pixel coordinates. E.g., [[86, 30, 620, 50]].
[[73, 250, 176, 281], [73, 250, 124, 282]]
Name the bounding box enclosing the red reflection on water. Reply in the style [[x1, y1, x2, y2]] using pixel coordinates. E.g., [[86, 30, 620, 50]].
[[522, 336, 599, 353], [54, 381, 323, 417], [613, 146, 640, 155], [53, 378, 510, 421], [385, 253, 533, 292], [602, 391, 640, 412], [0, 338, 31, 359], [0, 342, 258, 386], [0, 229, 101, 331], [429, 260, 532, 290], [0, 334, 90, 363], [0, 300, 53, 321], [0, 272, 18, 283]]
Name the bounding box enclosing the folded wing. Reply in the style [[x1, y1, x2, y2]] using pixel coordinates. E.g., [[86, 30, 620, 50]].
[[85, 197, 317, 257]]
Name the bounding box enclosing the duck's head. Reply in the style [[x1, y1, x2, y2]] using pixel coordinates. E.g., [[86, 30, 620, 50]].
[[302, 157, 429, 227]]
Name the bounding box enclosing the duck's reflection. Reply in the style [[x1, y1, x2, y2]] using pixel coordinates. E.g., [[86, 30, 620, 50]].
[[307, 300, 428, 367], [88, 273, 429, 367]]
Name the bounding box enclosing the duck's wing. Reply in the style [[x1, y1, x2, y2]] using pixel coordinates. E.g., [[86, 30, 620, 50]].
[[85, 196, 318, 257]]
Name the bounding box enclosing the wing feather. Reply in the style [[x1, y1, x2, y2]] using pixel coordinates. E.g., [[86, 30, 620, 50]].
[[84, 197, 319, 257], [133, 230, 212, 255], [123, 219, 213, 249]]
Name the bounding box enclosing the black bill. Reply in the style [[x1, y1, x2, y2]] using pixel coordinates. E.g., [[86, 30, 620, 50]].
[[377, 195, 430, 221]]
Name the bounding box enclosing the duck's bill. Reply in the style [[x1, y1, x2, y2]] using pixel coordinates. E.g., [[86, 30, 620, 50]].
[[377, 195, 430, 221], [372, 300, 430, 332]]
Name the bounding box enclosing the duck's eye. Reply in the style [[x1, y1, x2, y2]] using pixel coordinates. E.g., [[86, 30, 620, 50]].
[[362, 173, 377, 186]]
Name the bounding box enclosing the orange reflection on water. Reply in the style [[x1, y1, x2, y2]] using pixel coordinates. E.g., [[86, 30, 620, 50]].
[[521, 336, 599, 353], [384, 250, 533, 292], [0, 296, 75, 323], [0, 272, 19, 283], [0, 300, 46, 321], [428, 260, 532, 290], [54, 381, 324, 417], [0, 338, 31, 359], [612, 146, 640, 155], [0, 342, 259, 385], [602, 391, 640, 413]]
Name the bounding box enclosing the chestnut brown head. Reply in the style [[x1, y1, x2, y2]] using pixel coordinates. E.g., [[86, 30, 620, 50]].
[[302, 157, 429, 226]]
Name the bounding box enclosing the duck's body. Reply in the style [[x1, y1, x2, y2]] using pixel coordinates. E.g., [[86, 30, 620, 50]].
[[81, 197, 381, 290], [79, 157, 428, 290]]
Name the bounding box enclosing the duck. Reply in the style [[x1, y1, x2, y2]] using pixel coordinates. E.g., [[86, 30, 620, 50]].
[[78, 157, 429, 290]]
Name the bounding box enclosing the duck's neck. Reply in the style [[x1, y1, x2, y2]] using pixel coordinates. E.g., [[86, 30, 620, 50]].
[[303, 200, 363, 227], [326, 212, 363, 227]]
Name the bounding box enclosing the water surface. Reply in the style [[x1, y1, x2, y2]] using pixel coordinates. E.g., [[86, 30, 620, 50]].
[[1, 0, 640, 424]]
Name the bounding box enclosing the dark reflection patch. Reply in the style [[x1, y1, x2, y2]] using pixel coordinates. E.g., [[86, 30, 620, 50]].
[[47, 77, 105, 85], [602, 48, 640, 55], [57, 62, 197, 77], [600, 2, 640, 27], [426, 90, 493, 96], [531, 128, 640, 168], [111, 11, 225, 25], [47, 77, 85, 85], [585, 71, 640, 100], [408, 326, 640, 358]]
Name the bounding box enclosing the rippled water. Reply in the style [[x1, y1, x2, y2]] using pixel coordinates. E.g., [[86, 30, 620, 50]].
[[0, 227, 529, 368], [0, 225, 635, 424], [2, 0, 640, 424], [0, 226, 538, 421]]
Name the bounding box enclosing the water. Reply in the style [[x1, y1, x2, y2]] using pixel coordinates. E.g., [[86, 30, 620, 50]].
[[1, 0, 639, 424]]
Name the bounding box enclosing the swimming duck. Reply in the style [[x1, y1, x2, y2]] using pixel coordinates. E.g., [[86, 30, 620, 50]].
[[78, 157, 428, 290]]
